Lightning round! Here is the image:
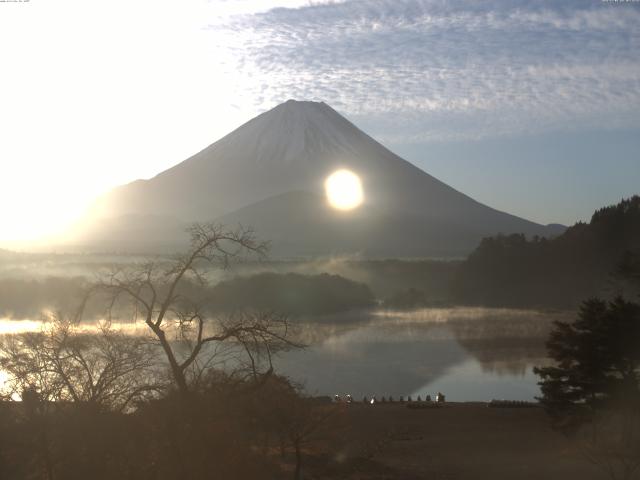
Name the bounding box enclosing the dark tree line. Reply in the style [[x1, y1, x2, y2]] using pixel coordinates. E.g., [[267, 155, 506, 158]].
[[452, 196, 640, 307], [208, 272, 374, 316], [0, 272, 374, 321]]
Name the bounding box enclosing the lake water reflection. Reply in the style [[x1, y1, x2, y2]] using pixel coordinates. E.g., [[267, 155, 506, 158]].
[[274, 307, 567, 402], [0, 307, 568, 402]]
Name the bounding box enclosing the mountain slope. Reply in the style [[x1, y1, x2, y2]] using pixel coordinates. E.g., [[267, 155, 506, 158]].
[[216, 191, 505, 257], [76, 100, 562, 256]]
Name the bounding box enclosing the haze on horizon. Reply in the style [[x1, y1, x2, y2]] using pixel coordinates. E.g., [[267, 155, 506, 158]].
[[1, 0, 639, 246]]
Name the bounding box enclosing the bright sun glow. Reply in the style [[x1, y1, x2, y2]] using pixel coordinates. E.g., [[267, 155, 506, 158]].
[[324, 169, 364, 210], [0, 0, 257, 246]]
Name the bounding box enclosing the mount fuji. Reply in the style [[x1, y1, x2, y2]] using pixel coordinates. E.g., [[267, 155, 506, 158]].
[[74, 100, 563, 256]]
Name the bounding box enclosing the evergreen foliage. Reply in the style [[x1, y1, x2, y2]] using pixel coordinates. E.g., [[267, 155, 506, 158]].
[[534, 297, 640, 428], [208, 272, 374, 316], [453, 196, 640, 307]]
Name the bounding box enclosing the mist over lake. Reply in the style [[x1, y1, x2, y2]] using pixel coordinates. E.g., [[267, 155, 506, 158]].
[[0, 306, 562, 402], [278, 307, 560, 401]]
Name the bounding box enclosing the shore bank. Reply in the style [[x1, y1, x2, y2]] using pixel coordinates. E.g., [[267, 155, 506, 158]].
[[299, 402, 602, 479]]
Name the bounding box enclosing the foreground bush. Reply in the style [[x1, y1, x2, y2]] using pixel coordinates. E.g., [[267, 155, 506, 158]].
[[0, 373, 342, 480]]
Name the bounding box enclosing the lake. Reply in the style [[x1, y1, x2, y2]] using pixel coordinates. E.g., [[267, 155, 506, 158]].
[[0, 307, 568, 402], [274, 307, 567, 402]]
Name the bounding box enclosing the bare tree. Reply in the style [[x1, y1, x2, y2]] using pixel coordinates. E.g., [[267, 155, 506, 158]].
[[0, 313, 161, 480], [96, 223, 301, 394], [0, 313, 159, 412], [253, 377, 340, 480], [287, 399, 337, 480]]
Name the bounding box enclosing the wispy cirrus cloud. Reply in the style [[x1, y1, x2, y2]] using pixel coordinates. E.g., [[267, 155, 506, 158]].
[[205, 0, 349, 19], [209, 0, 640, 142]]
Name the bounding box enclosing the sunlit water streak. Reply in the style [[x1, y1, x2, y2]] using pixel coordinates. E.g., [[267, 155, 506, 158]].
[[0, 319, 42, 334], [0, 317, 151, 335]]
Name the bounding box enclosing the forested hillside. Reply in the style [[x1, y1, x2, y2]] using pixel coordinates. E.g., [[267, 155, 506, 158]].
[[452, 196, 640, 307]]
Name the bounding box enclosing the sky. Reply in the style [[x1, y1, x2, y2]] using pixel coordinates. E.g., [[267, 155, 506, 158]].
[[0, 0, 639, 244]]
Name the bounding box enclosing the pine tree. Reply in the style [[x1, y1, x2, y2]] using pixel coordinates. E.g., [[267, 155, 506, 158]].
[[535, 297, 640, 429]]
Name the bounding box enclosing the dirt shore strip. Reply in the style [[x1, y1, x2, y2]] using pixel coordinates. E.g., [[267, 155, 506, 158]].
[[305, 402, 603, 480]]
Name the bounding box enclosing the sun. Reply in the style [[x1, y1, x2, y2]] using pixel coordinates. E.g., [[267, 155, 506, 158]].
[[324, 169, 364, 210]]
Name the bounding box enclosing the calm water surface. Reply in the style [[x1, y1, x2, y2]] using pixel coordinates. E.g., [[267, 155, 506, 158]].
[[0, 307, 568, 402], [274, 307, 566, 402]]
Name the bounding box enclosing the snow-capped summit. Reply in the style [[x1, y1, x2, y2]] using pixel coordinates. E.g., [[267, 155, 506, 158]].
[[76, 100, 561, 256]]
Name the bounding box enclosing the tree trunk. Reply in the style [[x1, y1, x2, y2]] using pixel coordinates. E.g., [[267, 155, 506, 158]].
[[40, 422, 54, 480], [151, 324, 189, 393], [294, 438, 302, 480]]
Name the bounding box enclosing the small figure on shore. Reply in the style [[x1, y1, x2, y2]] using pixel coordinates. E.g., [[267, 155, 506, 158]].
[[436, 392, 446, 403], [399, 396, 405, 403], [346, 394, 353, 404], [334, 394, 341, 403], [407, 395, 412, 402], [370, 396, 376, 405], [426, 395, 431, 402], [363, 396, 368, 404], [389, 396, 394, 403], [417, 395, 422, 402]]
